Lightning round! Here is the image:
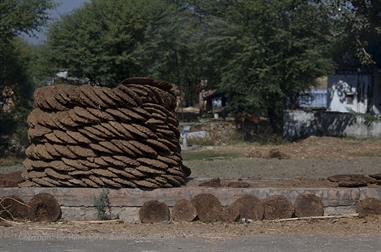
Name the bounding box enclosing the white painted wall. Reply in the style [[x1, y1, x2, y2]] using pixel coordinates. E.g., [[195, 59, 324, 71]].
[[327, 74, 372, 114], [372, 73, 381, 114], [284, 110, 381, 139]]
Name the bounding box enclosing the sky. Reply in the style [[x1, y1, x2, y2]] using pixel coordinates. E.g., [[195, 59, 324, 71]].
[[24, 0, 89, 44]]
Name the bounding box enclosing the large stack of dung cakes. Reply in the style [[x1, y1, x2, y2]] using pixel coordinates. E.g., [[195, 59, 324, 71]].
[[21, 77, 190, 189]]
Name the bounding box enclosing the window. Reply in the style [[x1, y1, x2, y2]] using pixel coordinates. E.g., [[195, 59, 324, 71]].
[[346, 94, 354, 105]]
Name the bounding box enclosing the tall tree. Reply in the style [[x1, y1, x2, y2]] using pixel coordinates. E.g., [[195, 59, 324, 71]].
[[0, 0, 53, 88], [46, 0, 207, 106], [0, 0, 53, 155], [331, 0, 381, 69], [190, 0, 335, 131]]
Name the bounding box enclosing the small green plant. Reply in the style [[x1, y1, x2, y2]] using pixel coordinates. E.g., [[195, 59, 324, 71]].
[[93, 188, 110, 220], [364, 114, 381, 127]]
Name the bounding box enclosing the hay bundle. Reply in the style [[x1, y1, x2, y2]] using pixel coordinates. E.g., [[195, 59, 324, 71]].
[[22, 77, 189, 189]]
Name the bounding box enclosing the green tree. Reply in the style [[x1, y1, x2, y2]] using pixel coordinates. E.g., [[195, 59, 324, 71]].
[[46, 0, 207, 107], [0, 0, 53, 84], [331, 0, 381, 68], [47, 0, 170, 85], [0, 0, 53, 155], [190, 0, 335, 131]]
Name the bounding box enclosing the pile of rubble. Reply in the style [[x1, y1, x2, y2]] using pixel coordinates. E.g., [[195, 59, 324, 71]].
[[21, 78, 190, 189]]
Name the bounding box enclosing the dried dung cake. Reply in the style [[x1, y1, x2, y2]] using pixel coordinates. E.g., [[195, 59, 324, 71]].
[[22, 78, 188, 189]]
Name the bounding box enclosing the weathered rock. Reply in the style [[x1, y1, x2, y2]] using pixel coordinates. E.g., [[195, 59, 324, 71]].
[[139, 200, 170, 223], [263, 195, 294, 220], [191, 193, 223, 223], [294, 194, 324, 217], [28, 193, 61, 222], [172, 199, 197, 222], [356, 198, 381, 217], [229, 195, 264, 221]]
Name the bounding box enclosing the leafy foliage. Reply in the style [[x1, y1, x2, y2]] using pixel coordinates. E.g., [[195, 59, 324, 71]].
[[192, 0, 335, 131], [93, 188, 110, 220], [0, 0, 52, 155], [2, 0, 379, 146], [331, 0, 381, 68], [0, 0, 53, 81]]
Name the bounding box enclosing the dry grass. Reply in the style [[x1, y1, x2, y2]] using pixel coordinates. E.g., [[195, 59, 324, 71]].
[[242, 136, 381, 160], [184, 136, 381, 161]]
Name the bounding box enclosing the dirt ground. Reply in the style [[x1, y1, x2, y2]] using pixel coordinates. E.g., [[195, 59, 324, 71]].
[[1, 216, 381, 239], [185, 136, 381, 161], [184, 137, 381, 179], [1, 137, 381, 240], [2, 137, 381, 180]]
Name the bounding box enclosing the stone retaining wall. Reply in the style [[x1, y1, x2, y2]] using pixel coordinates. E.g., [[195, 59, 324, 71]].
[[1, 186, 379, 222]]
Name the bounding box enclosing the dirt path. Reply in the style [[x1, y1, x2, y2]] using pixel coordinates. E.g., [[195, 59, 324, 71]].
[[1, 235, 381, 252], [1, 216, 381, 240]]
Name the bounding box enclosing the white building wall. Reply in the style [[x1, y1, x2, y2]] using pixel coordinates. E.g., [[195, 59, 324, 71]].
[[327, 74, 372, 114], [372, 73, 381, 114]]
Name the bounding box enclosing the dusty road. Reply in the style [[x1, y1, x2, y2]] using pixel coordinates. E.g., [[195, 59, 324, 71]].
[[1, 235, 381, 252], [1, 216, 381, 251]]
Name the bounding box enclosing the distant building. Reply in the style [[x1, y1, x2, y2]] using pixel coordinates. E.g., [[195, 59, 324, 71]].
[[327, 71, 381, 114], [298, 77, 328, 109], [299, 88, 327, 109], [50, 70, 89, 85], [284, 70, 381, 139]]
